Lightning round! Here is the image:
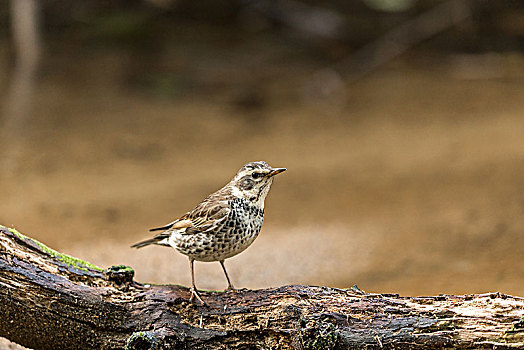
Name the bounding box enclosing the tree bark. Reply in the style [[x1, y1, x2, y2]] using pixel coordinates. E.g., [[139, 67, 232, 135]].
[[0, 226, 523, 350]]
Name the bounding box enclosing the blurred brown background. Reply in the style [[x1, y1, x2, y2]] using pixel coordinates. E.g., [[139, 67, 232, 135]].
[[1, 0, 523, 302]]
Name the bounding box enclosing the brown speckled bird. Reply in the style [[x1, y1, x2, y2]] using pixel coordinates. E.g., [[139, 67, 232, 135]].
[[131, 161, 286, 304]]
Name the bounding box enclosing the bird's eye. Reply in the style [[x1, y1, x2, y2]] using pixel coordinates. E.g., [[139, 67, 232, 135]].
[[252, 172, 262, 179]]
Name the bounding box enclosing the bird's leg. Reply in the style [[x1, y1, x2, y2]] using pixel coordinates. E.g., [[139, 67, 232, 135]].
[[220, 260, 236, 292], [189, 259, 206, 305]]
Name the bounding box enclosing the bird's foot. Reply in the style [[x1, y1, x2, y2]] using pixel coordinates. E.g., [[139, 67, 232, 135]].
[[189, 287, 207, 306], [225, 285, 238, 293]]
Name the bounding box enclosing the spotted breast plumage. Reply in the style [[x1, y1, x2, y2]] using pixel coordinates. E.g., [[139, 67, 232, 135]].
[[131, 161, 285, 304]]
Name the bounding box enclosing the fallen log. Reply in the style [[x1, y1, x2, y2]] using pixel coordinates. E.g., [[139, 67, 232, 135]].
[[0, 226, 523, 349]]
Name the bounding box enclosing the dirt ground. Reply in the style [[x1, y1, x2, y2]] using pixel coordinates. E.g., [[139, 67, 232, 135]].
[[1, 38, 524, 306]]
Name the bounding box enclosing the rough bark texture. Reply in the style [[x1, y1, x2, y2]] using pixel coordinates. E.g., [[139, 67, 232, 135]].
[[0, 226, 523, 350]]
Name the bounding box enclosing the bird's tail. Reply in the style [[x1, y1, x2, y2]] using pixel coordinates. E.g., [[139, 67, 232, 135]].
[[131, 233, 170, 249], [130, 239, 157, 249]]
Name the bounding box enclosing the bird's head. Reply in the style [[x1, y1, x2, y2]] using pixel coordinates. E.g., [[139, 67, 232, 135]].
[[229, 161, 286, 207]]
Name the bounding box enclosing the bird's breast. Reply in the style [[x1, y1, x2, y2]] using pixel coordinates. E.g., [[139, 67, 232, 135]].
[[169, 198, 264, 262], [230, 197, 264, 227]]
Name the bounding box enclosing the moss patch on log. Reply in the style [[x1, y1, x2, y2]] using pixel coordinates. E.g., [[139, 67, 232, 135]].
[[126, 331, 160, 350], [2, 225, 102, 271], [300, 319, 338, 350]]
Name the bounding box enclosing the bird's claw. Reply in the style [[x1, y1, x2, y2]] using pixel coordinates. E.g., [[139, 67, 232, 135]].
[[189, 287, 207, 306], [225, 285, 238, 293]]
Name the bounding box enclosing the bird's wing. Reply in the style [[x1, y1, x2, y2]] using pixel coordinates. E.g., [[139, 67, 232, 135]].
[[149, 199, 230, 236], [184, 199, 230, 234], [149, 219, 183, 232]]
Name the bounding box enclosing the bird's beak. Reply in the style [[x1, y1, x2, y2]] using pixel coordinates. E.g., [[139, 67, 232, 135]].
[[266, 168, 286, 177]]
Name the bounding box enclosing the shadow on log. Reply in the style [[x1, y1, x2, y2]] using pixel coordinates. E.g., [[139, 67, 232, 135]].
[[1, 226, 523, 349]]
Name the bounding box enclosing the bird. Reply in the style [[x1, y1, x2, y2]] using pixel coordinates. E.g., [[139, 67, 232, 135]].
[[131, 161, 286, 304]]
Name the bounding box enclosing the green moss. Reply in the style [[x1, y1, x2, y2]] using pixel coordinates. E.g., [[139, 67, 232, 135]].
[[110, 264, 134, 274], [302, 321, 338, 350], [126, 331, 159, 350], [3, 225, 102, 271], [105, 264, 135, 284]]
